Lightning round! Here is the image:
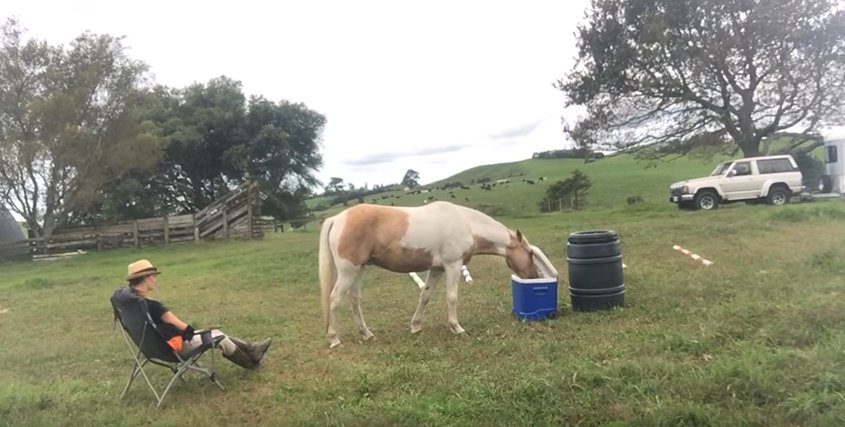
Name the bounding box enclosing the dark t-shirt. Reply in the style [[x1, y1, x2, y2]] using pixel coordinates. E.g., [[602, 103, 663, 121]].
[[144, 298, 181, 340]]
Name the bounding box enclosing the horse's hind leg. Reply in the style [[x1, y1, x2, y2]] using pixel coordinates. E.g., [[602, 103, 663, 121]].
[[347, 269, 375, 342], [327, 263, 363, 348], [410, 268, 443, 334]]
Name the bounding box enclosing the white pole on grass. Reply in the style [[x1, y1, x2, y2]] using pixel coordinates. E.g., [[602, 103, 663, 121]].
[[409, 272, 426, 289], [409, 265, 473, 289], [461, 265, 473, 284]]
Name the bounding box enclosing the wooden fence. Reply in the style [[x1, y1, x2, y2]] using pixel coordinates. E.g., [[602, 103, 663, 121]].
[[0, 181, 274, 261]]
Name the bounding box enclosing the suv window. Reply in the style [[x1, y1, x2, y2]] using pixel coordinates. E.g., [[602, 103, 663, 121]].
[[826, 146, 838, 164], [710, 162, 731, 176], [732, 161, 752, 176], [757, 158, 795, 174]]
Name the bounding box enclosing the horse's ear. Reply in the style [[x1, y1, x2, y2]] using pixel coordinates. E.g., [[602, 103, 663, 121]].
[[516, 229, 524, 242]]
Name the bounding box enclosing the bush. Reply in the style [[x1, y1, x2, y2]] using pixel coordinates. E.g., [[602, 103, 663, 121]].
[[626, 195, 644, 205], [792, 150, 825, 188], [538, 170, 592, 212]]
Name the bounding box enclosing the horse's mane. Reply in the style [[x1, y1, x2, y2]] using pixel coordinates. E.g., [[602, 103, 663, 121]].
[[451, 203, 512, 236]]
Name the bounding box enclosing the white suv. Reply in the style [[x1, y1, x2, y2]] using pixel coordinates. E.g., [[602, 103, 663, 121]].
[[669, 155, 804, 210]]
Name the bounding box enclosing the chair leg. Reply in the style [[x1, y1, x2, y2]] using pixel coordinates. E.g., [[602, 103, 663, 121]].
[[120, 358, 153, 399], [120, 365, 142, 398], [157, 365, 190, 408], [184, 359, 226, 390], [209, 372, 226, 391], [123, 351, 226, 406], [137, 366, 163, 405]]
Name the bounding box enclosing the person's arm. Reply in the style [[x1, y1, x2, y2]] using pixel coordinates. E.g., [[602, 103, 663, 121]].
[[161, 311, 189, 331], [147, 299, 194, 338]]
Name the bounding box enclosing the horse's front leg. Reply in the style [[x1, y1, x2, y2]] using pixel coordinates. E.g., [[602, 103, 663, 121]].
[[444, 263, 465, 335], [410, 268, 443, 334]]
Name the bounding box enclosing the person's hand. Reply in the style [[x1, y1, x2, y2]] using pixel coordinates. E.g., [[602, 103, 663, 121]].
[[181, 325, 195, 341]]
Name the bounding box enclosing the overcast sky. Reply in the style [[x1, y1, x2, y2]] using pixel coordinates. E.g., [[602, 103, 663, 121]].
[[4, 0, 591, 188]]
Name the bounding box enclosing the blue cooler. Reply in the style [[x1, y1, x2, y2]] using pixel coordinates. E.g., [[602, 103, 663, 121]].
[[511, 274, 558, 320]]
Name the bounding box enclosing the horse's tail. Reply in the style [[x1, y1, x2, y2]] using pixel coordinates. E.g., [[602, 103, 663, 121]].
[[319, 215, 337, 332]]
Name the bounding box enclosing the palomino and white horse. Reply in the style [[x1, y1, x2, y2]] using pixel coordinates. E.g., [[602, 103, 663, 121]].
[[319, 201, 540, 349]]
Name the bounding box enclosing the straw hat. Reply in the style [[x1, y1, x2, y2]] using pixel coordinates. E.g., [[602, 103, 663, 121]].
[[126, 259, 161, 281]]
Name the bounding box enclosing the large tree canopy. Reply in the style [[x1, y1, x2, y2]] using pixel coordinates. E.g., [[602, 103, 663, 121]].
[[559, 0, 845, 158], [127, 76, 327, 219], [240, 96, 326, 218], [0, 18, 161, 237], [151, 77, 248, 211]]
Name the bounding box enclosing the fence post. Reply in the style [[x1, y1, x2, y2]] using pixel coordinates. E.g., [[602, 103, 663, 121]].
[[193, 214, 199, 242], [223, 208, 229, 240], [247, 196, 254, 238], [96, 228, 103, 251], [163, 216, 170, 245], [133, 220, 140, 248]]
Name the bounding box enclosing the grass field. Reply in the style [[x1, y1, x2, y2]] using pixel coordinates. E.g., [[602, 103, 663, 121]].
[[2, 195, 845, 426]]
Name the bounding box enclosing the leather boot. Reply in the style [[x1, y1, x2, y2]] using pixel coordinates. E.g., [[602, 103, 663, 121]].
[[223, 345, 258, 369], [230, 337, 273, 364], [249, 338, 272, 363]]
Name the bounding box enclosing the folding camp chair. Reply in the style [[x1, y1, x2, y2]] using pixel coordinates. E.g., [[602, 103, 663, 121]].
[[110, 287, 226, 407]]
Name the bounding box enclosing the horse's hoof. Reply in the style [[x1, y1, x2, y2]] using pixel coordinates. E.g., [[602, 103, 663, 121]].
[[410, 324, 422, 334], [329, 340, 342, 349], [362, 333, 376, 341], [450, 325, 466, 335]]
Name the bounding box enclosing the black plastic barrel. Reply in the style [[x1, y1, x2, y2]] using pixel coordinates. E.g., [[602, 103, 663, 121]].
[[567, 230, 624, 311]]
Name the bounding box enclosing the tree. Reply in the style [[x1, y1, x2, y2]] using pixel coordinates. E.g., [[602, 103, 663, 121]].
[[147, 77, 247, 212], [325, 177, 345, 194], [138, 78, 326, 218], [0, 19, 162, 236], [237, 97, 326, 219], [401, 169, 420, 188], [539, 170, 592, 212], [559, 0, 845, 159]]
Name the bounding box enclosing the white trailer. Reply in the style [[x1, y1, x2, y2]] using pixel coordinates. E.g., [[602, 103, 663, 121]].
[[819, 139, 845, 194]]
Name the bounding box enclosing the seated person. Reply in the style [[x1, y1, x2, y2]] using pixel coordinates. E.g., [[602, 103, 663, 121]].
[[114, 259, 271, 369], [733, 162, 751, 176]]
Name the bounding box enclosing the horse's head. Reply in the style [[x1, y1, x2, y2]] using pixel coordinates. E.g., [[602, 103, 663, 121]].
[[505, 230, 539, 279]]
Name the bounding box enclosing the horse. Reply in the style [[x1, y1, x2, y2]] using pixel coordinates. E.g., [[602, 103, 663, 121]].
[[318, 201, 540, 349]]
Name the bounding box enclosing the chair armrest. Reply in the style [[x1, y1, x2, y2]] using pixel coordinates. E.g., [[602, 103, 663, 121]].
[[194, 325, 221, 334]]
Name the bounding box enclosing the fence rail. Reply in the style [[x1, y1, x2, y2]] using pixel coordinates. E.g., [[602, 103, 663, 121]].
[[0, 181, 274, 261]]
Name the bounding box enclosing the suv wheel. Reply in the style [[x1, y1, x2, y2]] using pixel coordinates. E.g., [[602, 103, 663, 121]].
[[767, 186, 790, 206], [694, 190, 719, 210]]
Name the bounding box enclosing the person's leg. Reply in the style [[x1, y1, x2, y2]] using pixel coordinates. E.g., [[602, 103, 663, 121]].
[[180, 329, 256, 369], [228, 336, 272, 364], [180, 329, 235, 354]]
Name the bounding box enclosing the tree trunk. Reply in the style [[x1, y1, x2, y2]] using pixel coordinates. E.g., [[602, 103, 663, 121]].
[[737, 138, 760, 158], [25, 218, 41, 239]]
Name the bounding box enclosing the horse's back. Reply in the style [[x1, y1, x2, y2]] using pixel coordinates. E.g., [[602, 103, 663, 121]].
[[329, 202, 472, 270], [334, 202, 463, 227]]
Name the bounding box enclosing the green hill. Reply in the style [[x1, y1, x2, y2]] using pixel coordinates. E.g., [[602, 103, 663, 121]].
[[308, 152, 729, 218]]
